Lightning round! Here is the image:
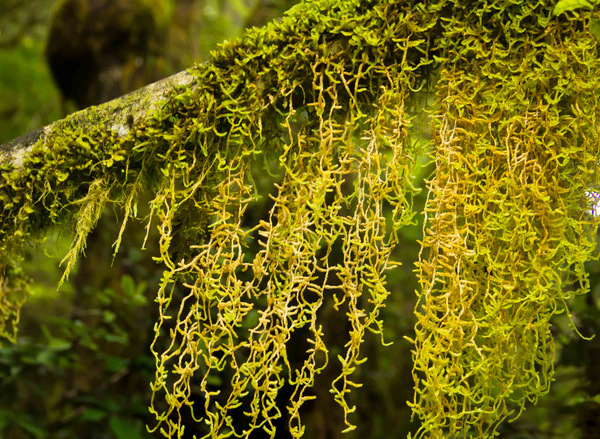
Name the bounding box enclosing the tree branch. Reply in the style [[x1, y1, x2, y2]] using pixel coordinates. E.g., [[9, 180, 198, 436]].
[[0, 69, 195, 169]]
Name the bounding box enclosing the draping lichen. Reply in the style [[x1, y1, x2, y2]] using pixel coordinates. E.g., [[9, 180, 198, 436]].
[[410, 1, 600, 437], [1, 0, 600, 437], [143, 4, 431, 437]]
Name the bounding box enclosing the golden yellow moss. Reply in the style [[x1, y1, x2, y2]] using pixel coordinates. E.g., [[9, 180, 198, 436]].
[[410, 1, 600, 437], [1, 0, 600, 437]]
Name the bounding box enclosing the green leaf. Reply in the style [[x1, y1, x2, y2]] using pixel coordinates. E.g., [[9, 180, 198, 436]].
[[205, 373, 223, 387], [0, 410, 9, 429], [81, 408, 107, 422], [47, 337, 72, 351], [102, 310, 116, 324], [589, 18, 600, 39], [109, 417, 144, 439], [121, 274, 136, 296], [105, 355, 129, 373], [15, 415, 48, 438], [121, 274, 147, 305], [553, 0, 595, 16]]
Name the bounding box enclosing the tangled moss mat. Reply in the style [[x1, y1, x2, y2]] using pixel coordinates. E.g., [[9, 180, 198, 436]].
[[2, 0, 600, 437]]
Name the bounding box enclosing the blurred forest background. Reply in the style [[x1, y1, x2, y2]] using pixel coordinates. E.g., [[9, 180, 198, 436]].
[[1, 1, 600, 438]]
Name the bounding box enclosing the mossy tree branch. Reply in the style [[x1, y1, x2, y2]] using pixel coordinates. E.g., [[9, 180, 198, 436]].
[[0, 70, 195, 169], [2, 1, 600, 438]]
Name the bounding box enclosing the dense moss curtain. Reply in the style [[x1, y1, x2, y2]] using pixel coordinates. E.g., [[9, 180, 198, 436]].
[[1, 0, 600, 437]]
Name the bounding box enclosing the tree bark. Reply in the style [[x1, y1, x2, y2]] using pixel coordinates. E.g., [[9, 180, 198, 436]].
[[0, 70, 195, 169]]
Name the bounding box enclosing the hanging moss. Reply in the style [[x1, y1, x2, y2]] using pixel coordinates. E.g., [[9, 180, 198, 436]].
[[1, 0, 600, 437], [409, 2, 600, 437]]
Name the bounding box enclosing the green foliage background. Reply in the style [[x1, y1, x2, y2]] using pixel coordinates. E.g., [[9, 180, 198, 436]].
[[1, 1, 600, 438]]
